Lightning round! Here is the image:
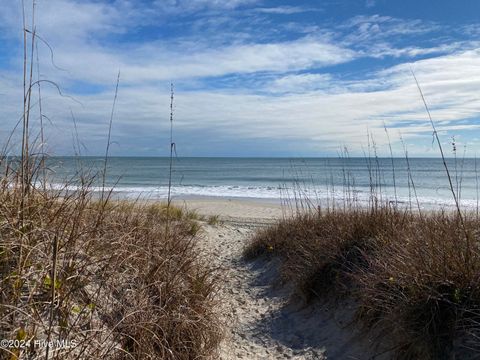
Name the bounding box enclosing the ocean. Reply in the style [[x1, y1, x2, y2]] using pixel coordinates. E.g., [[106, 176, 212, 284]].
[[43, 156, 480, 210]]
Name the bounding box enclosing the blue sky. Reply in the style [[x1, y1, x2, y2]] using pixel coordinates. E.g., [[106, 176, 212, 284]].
[[0, 0, 480, 156]]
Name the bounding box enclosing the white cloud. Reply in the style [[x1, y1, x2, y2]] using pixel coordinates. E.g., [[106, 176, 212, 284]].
[[0, 1, 356, 85], [255, 6, 319, 15], [341, 15, 440, 45], [34, 37, 357, 85], [2, 47, 476, 156], [364, 41, 479, 59], [154, 0, 260, 11], [1, 0, 480, 156], [267, 73, 333, 93]]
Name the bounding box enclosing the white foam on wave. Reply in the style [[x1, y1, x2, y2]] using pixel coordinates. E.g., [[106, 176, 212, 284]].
[[45, 183, 480, 210], [48, 183, 285, 199]]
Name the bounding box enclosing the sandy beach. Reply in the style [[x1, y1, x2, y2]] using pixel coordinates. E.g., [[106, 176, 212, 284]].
[[174, 198, 284, 224], [184, 198, 383, 360]]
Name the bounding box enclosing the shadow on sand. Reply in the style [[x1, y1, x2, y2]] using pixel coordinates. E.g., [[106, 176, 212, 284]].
[[244, 256, 392, 360]]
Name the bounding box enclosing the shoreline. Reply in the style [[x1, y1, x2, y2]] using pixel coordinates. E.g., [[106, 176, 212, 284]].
[[103, 194, 473, 224]]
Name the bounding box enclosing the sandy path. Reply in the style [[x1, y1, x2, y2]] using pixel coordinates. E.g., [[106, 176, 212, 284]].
[[201, 220, 324, 359], [191, 200, 383, 360]]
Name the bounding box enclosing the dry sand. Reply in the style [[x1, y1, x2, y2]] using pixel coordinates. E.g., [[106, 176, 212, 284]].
[[174, 198, 285, 224], [181, 198, 386, 360]]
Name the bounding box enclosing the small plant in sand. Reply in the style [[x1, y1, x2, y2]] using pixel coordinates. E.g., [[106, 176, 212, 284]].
[[207, 214, 222, 226]]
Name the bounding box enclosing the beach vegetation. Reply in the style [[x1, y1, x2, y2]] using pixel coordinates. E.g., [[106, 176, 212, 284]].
[[244, 74, 480, 359], [0, 3, 223, 357], [207, 215, 221, 226], [245, 207, 480, 358], [0, 175, 223, 359]]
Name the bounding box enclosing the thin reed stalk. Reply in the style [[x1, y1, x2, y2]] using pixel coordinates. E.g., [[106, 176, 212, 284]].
[[101, 70, 120, 202], [35, 34, 46, 191], [411, 70, 471, 269], [166, 83, 175, 232], [400, 134, 422, 215], [384, 124, 398, 206], [476, 155, 479, 219]]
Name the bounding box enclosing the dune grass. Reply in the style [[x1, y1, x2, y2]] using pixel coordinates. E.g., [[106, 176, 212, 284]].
[[244, 206, 480, 359], [244, 70, 480, 359], [206, 215, 221, 226], [0, 169, 222, 359], [0, 4, 224, 357]]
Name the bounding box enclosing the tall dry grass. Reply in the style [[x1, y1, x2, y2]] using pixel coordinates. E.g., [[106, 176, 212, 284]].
[[1, 2, 222, 358], [244, 205, 480, 358], [0, 165, 222, 359], [244, 137, 480, 359], [244, 69, 480, 358], [244, 151, 480, 359]]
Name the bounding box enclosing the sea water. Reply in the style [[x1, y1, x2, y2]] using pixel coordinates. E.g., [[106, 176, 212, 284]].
[[42, 156, 480, 210]]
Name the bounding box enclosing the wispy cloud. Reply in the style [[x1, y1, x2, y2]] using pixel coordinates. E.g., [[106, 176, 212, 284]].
[[340, 15, 441, 44], [255, 6, 320, 15], [152, 0, 261, 13], [37, 37, 357, 86], [266, 73, 333, 93], [0, 0, 479, 156]]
